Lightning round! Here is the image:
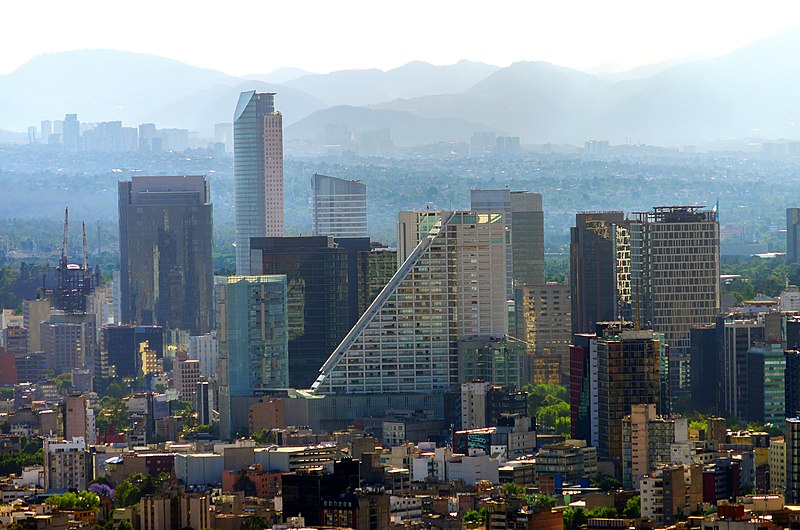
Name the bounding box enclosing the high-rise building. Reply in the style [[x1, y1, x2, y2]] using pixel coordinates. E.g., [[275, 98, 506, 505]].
[[44, 437, 89, 492], [233, 91, 283, 274], [788, 208, 800, 264], [313, 211, 508, 394], [174, 357, 201, 405], [470, 189, 544, 294], [41, 313, 96, 375], [187, 332, 218, 378], [356, 244, 397, 317], [570, 212, 630, 336], [100, 325, 164, 379], [572, 324, 664, 468], [217, 275, 289, 438], [62, 114, 79, 150], [64, 394, 88, 442], [746, 342, 786, 427], [118, 176, 213, 334], [250, 236, 368, 389], [516, 282, 572, 382], [630, 206, 720, 406], [622, 404, 690, 489], [41, 120, 52, 142], [312, 173, 368, 238], [23, 298, 51, 354], [457, 337, 521, 388], [786, 418, 800, 503], [721, 315, 766, 419]]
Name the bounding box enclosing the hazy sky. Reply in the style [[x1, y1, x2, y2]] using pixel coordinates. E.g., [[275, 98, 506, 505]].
[[3, 1, 800, 76]]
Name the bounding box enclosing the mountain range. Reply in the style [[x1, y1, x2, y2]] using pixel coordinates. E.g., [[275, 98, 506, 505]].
[[1, 26, 800, 146]]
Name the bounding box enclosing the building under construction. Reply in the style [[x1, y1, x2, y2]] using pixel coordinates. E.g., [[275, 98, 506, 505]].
[[55, 208, 99, 313]]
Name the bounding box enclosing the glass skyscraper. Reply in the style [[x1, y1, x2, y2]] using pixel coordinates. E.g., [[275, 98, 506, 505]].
[[118, 175, 213, 335], [311, 173, 368, 238], [217, 275, 288, 438], [234, 91, 284, 274]]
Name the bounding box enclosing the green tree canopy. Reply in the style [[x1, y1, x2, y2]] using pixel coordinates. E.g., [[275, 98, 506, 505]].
[[45, 490, 100, 510]]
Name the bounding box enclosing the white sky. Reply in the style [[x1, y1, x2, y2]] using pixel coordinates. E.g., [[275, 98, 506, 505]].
[[2, 0, 800, 76]]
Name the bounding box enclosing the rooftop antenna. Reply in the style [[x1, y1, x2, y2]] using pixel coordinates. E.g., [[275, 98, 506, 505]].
[[61, 207, 69, 265], [82, 222, 89, 273]]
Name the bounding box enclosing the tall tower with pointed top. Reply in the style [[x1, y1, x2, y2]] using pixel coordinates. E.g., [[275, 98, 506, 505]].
[[234, 91, 284, 275]]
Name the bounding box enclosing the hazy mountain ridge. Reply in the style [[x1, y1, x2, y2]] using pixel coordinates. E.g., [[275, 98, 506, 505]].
[[2, 28, 800, 145]]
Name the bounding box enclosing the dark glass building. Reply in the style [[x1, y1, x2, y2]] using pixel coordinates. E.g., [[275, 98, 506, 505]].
[[570, 212, 628, 336], [250, 236, 369, 388], [118, 176, 213, 334], [101, 325, 164, 379]]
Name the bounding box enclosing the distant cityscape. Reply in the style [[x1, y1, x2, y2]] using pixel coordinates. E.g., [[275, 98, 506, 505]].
[[4, 69, 800, 530]]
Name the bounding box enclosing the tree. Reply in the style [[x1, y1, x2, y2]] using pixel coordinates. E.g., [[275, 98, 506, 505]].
[[587, 506, 619, 519], [234, 475, 257, 497], [500, 482, 525, 497], [46, 490, 101, 510], [624, 496, 641, 518], [55, 372, 72, 394], [591, 474, 622, 491], [116, 521, 135, 530], [114, 473, 155, 509], [463, 509, 487, 524], [529, 494, 557, 509], [564, 508, 587, 530]]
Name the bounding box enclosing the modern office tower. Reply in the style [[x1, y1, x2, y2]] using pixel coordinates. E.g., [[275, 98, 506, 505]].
[[216, 275, 289, 438], [457, 337, 521, 388], [138, 123, 157, 151], [357, 244, 397, 316], [516, 283, 572, 382], [313, 210, 508, 394], [249, 236, 368, 389], [786, 418, 800, 502], [746, 342, 786, 427], [630, 206, 720, 406], [580, 324, 664, 467], [622, 404, 690, 489], [689, 324, 719, 412], [174, 357, 201, 404], [100, 325, 164, 378], [312, 173, 368, 238], [44, 437, 89, 492], [570, 212, 630, 336], [722, 316, 766, 418], [62, 114, 79, 150], [16, 351, 46, 384], [188, 332, 218, 378], [41, 313, 96, 375], [470, 189, 544, 293], [118, 175, 213, 335], [789, 208, 800, 264], [233, 91, 283, 274], [24, 298, 51, 354]]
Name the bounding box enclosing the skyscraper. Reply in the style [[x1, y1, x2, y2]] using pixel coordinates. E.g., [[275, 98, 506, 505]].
[[62, 114, 79, 150], [570, 212, 630, 336], [249, 236, 368, 388], [630, 206, 720, 405], [118, 176, 213, 334], [312, 173, 368, 238], [313, 210, 508, 394], [788, 208, 800, 264], [216, 275, 288, 438], [470, 189, 544, 295], [234, 91, 283, 274]]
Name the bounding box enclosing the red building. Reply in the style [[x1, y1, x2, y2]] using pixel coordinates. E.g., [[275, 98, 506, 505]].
[[0, 348, 16, 385]]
